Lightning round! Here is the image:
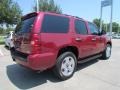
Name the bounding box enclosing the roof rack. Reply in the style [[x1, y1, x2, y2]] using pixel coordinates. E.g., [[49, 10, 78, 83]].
[[61, 14, 83, 19], [62, 14, 83, 19], [73, 16, 83, 19], [46, 11, 83, 19]]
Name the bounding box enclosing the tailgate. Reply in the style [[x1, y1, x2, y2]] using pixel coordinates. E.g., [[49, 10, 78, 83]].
[[13, 13, 37, 54]]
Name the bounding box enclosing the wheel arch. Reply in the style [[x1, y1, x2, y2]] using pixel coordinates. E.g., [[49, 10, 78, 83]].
[[57, 46, 79, 59], [107, 41, 112, 47]]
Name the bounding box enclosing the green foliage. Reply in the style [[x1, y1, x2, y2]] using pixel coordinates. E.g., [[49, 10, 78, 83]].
[[112, 22, 119, 33], [0, 36, 4, 45], [93, 18, 105, 30], [0, 27, 4, 34], [33, 0, 62, 14], [93, 18, 101, 28], [93, 18, 120, 33], [0, 0, 22, 26]]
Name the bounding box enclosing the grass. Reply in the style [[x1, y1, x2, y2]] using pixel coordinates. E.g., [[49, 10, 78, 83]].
[[0, 35, 5, 45]]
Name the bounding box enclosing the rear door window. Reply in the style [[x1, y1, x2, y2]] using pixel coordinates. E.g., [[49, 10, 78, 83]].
[[41, 14, 69, 33], [75, 19, 88, 34]]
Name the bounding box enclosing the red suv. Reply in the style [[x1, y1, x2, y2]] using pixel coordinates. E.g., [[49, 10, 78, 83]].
[[11, 12, 112, 80]]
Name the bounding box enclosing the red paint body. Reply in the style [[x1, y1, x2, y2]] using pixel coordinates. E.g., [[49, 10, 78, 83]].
[[12, 12, 112, 71]]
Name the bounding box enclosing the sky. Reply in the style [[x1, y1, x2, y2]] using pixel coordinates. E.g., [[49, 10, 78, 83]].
[[13, 0, 120, 23]]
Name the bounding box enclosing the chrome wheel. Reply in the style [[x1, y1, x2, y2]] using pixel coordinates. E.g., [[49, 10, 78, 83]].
[[106, 45, 111, 58], [61, 56, 75, 77]]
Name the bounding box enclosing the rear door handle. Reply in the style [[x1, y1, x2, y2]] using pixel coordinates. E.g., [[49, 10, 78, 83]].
[[75, 38, 82, 41], [92, 38, 96, 41]]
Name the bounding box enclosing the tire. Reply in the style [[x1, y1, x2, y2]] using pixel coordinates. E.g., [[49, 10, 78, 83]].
[[53, 52, 77, 80], [101, 44, 111, 60], [4, 44, 7, 47]]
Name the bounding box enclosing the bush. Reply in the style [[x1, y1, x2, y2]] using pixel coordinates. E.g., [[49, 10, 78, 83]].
[[0, 27, 4, 34], [0, 35, 4, 45], [0, 27, 14, 35]]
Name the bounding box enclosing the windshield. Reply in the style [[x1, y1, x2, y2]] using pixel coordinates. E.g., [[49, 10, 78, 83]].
[[15, 16, 36, 34]]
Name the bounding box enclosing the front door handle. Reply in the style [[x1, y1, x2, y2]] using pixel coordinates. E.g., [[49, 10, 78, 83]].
[[75, 38, 82, 41]]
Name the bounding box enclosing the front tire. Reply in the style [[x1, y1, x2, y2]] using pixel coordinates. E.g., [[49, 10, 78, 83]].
[[101, 44, 111, 60], [53, 52, 77, 80]]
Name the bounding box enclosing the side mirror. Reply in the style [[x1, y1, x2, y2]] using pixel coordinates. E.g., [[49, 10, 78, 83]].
[[101, 30, 106, 35]]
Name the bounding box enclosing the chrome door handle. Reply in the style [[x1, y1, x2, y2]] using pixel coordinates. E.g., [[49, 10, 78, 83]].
[[75, 38, 82, 41], [92, 38, 96, 41]]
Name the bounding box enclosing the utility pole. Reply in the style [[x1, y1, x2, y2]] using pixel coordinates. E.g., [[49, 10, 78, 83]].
[[100, 5, 103, 32], [100, 0, 113, 38], [36, 0, 39, 12], [110, 0, 113, 37], [106, 24, 108, 32], [118, 27, 119, 34]]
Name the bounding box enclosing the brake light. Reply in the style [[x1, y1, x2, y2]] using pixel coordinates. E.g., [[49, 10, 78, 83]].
[[31, 34, 40, 54]]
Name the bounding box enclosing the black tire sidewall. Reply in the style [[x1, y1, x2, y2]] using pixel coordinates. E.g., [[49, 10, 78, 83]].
[[55, 52, 77, 80]]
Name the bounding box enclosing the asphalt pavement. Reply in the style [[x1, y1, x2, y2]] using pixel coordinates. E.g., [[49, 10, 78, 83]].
[[0, 39, 120, 90]]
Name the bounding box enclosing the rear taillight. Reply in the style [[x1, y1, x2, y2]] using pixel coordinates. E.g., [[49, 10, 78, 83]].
[[31, 34, 40, 54]]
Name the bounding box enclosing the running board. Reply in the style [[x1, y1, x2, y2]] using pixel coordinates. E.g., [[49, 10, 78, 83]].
[[78, 54, 102, 64]]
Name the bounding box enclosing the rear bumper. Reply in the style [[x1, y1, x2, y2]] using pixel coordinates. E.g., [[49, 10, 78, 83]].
[[11, 49, 56, 71]]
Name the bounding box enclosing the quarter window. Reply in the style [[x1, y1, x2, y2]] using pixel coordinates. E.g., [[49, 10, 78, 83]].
[[41, 14, 69, 33]]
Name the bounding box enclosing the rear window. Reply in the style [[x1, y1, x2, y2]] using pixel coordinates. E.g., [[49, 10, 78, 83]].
[[15, 16, 36, 33], [41, 14, 69, 33]]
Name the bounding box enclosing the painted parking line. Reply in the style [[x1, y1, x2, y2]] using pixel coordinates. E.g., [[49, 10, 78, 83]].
[[0, 49, 4, 56]]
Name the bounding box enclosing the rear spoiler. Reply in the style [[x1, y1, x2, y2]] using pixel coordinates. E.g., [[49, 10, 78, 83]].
[[22, 12, 38, 20]]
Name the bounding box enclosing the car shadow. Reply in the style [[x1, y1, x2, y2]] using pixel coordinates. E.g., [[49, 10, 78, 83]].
[[4, 45, 10, 50], [6, 64, 60, 89], [77, 59, 99, 71], [6, 59, 99, 89]]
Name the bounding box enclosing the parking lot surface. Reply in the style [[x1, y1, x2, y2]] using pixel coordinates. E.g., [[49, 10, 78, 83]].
[[0, 39, 120, 90]]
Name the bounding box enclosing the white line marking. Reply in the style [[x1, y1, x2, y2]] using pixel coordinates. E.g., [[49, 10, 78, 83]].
[[0, 49, 4, 56]]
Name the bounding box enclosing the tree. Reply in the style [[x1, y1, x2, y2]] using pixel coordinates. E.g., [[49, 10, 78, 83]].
[[93, 18, 106, 30], [93, 18, 120, 33], [33, 0, 62, 14], [93, 18, 100, 28], [112, 22, 119, 33], [0, 0, 22, 27]]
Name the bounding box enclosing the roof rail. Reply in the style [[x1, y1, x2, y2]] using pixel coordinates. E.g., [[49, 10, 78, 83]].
[[46, 11, 83, 19], [73, 16, 82, 19], [46, 11, 71, 17], [61, 14, 83, 20]]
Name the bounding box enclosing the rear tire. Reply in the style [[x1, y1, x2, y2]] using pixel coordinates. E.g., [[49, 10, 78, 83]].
[[101, 44, 111, 60], [53, 52, 77, 80]]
